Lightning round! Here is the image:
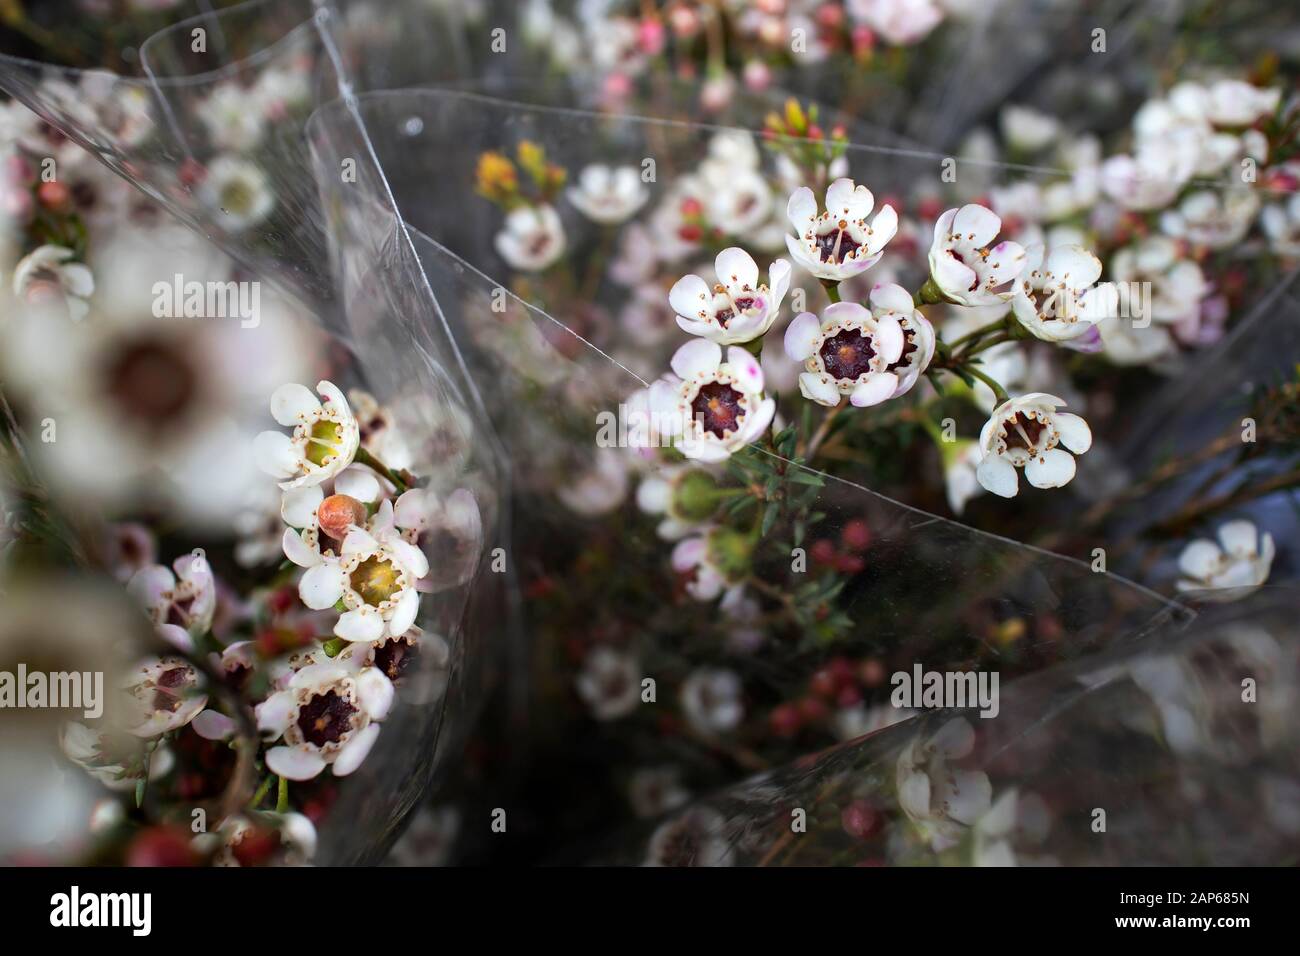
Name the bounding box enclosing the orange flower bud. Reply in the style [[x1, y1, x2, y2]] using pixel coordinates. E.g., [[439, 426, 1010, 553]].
[[317, 494, 367, 541]]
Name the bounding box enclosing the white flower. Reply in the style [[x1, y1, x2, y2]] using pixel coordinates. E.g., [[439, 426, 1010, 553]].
[[1109, 236, 1208, 328], [1176, 519, 1274, 601], [286, 500, 429, 643], [671, 526, 750, 601], [698, 137, 773, 235], [1197, 79, 1281, 128], [393, 486, 483, 590], [644, 807, 734, 866], [783, 290, 908, 408], [200, 812, 317, 867], [350, 388, 415, 471], [252, 66, 312, 120], [975, 393, 1091, 497], [495, 203, 566, 271], [928, 204, 1026, 306], [610, 222, 660, 286], [1160, 189, 1261, 249], [680, 668, 744, 737], [848, 0, 944, 46], [636, 466, 717, 541], [196, 83, 266, 152], [1010, 244, 1117, 343], [784, 178, 899, 282], [199, 155, 275, 232], [1100, 143, 1196, 211], [999, 104, 1060, 152], [60, 723, 174, 791], [629, 766, 691, 818], [651, 340, 775, 462], [557, 448, 629, 516], [256, 655, 394, 780], [896, 718, 991, 852], [1260, 190, 1300, 257], [122, 657, 208, 738], [941, 439, 984, 515], [567, 164, 648, 225], [575, 646, 641, 720], [12, 245, 94, 320], [669, 247, 791, 344], [255, 380, 360, 490], [128, 553, 216, 636]]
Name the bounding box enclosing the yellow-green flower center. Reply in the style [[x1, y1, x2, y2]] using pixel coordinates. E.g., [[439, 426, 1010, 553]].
[[350, 555, 401, 606], [306, 420, 344, 466]]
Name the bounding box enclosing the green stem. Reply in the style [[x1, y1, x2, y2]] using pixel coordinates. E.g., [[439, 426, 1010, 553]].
[[249, 774, 273, 809], [820, 279, 842, 304], [963, 366, 1010, 406], [276, 775, 290, 814]]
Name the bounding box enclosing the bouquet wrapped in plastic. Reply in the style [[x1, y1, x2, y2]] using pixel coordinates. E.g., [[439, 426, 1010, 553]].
[[0, 0, 1297, 867]]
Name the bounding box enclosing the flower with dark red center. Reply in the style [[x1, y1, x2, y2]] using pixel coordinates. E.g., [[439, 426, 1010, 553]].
[[257, 656, 394, 781], [785, 178, 898, 282], [975, 392, 1091, 498], [670, 247, 791, 344], [123, 656, 208, 738], [928, 204, 1027, 306], [649, 339, 775, 463], [784, 293, 906, 408], [1011, 243, 1116, 342]]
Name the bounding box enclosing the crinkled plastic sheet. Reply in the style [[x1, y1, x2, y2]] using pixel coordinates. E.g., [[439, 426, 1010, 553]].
[[595, 588, 1300, 866]]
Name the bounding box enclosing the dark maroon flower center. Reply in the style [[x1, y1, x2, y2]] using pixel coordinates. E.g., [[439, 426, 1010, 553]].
[[887, 326, 918, 373], [819, 330, 876, 380], [101, 336, 200, 430], [297, 689, 357, 746], [374, 636, 417, 681], [691, 382, 746, 438], [815, 225, 860, 264], [1001, 413, 1046, 452]]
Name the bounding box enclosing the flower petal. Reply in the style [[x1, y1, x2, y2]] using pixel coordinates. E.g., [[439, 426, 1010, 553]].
[[331, 724, 380, 776], [715, 247, 759, 292], [976, 455, 1020, 498], [786, 186, 817, 227], [784, 311, 823, 361], [726, 345, 764, 394], [283, 528, 320, 568], [386, 589, 419, 637], [334, 466, 381, 502], [270, 383, 321, 426], [266, 745, 326, 781], [192, 709, 235, 741], [357, 668, 395, 721], [671, 338, 722, 380], [281, 484, 324, 528], [1052, 412, 1092, 454], [952, 204, 1002, 247], [668, 273, 712, 321], [1024, 448, 1076, 488], [335, 607, 385, 643], [799, 372, 842, 406], [869, 282, 915, 316], [253, 430, 300, 479], [849, 372, 898, 407], [299, 561, 346, 609], [1177, 539, 1222, 579]]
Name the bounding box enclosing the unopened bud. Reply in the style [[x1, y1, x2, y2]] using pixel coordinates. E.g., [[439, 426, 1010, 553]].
[[318, 494, 367, 540]]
